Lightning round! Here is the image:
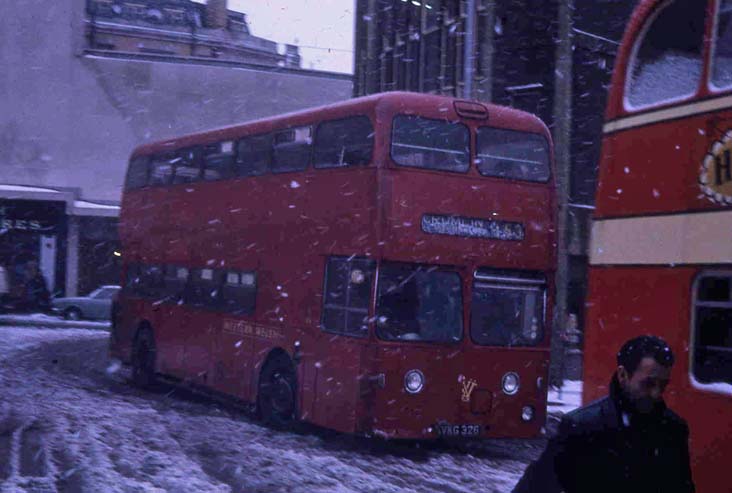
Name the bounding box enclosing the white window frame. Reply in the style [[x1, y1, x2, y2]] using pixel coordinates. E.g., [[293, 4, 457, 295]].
[[623, 0, 704, 112], [689, 270, 732, 396]]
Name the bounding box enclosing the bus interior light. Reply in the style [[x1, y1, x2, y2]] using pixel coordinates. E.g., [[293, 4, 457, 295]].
[[502, 372, 520, 395], [404, 369, 425, 394]]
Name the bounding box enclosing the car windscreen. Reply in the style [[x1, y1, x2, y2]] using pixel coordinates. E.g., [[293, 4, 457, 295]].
[[470, 281, 544, 347], [376, 263, 462, 343], [391, 115, 470, 172], [476, 127, 550, 182]]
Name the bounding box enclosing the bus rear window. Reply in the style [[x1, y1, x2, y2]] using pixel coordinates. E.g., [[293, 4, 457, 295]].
[[391, 115, 469, 172], [470, 276, 545, 347], [376, 263, 462, 343], [476, 128, 550, 182]]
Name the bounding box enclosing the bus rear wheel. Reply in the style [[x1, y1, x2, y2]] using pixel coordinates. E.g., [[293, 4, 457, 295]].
[[258, 354, 297, 428], [131, 328, 156, 389]]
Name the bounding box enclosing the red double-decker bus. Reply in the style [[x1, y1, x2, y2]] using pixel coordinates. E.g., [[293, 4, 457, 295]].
[[585, 0, 732, 490], [110, 91, 556, 440]]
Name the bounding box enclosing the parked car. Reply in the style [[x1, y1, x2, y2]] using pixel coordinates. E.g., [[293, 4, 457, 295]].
[[51, 285, 121, 320]]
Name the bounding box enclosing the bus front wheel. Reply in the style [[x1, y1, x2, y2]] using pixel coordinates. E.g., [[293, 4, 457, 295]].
[[131, 328, 156, 389], [258, 354, 297, 428]]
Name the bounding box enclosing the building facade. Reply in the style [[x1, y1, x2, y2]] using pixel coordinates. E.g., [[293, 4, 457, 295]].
[[1, 0, 351, 304], [86, 0, 301, 67]]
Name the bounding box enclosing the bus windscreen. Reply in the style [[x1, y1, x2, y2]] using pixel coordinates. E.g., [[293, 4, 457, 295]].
[[476, 128, 550, 182], [470, 281, 544, 347], [376, 263, 463, 343]]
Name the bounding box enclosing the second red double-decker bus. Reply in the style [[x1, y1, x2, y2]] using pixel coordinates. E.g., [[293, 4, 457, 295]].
[[110, 91, 556, 440], [585, 1, 732, 491]]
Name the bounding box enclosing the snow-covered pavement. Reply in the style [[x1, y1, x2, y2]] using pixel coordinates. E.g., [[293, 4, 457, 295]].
[[0, 326, 545, 493]]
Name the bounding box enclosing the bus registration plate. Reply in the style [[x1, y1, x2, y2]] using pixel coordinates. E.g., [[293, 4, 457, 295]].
[[436, 423, 481, 437]]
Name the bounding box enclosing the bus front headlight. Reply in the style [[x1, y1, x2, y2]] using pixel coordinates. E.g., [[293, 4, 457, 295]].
[[502, 372, 520, 395], [521, 405, 535, 422], [404, 369, 425, 394]]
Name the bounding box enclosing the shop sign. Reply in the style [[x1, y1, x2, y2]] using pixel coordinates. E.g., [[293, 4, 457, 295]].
[[0, 201, 64, 234]]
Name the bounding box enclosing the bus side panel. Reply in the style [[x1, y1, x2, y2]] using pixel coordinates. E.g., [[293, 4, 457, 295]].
[[584, 266, 732, 492], [583, 266, 695, 403], [596, 112, 732, 219]]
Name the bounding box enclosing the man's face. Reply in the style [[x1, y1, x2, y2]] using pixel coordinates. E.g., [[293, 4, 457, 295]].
[[617, 356, 671, 414]]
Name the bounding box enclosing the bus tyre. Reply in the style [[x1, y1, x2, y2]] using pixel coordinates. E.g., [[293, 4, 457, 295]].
[[131, 328, 156, 389], [258, 354, 297, 429]]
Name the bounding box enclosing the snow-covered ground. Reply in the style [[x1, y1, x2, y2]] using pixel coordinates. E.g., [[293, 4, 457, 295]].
[[0, 325, 548, 493], [547, 380, 583, 416]]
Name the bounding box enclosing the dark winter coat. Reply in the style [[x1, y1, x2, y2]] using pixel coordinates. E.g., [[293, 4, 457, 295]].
[[512, 377, 695, 493]]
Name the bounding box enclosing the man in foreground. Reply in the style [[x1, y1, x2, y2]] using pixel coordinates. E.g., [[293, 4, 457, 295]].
[[513, 335, 695, 492]]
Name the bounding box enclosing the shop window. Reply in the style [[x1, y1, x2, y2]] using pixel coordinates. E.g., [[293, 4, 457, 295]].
[[272, 126, 312, 173], [626, 0, 705, 108], [221, 271, 257, 315], [692, 273, 732, 386], [203, 141, 235, 181], [236, 134, 272, 177], [321, 257, 375, 337], [712, 0, 732, 89], [313, 116, 374, 168]]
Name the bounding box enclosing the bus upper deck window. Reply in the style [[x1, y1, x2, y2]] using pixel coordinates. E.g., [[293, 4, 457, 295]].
[[125, 157, 149, 190], [272, 126, 312, 174], [712, 0, 732, 90], [203, 141, 235, 181], [476, 127, 550, 182], [313, 116, 374, 169], [149, 154, 175, 186], [172, 148, 202, 184], [236, 134, 272, 177], [391, 115, 470, 173], [626, 0, 705, 109]]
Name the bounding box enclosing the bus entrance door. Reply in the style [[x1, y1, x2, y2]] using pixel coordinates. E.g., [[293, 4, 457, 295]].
[[310, 335, 370, 434]]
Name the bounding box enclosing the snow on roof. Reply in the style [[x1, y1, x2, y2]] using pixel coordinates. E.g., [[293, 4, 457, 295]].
[[0, 184, 64, 194], [73, 200, 120, 217]]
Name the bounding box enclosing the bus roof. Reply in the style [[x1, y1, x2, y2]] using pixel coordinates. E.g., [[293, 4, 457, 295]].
[[130, 91, 551, 159]]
